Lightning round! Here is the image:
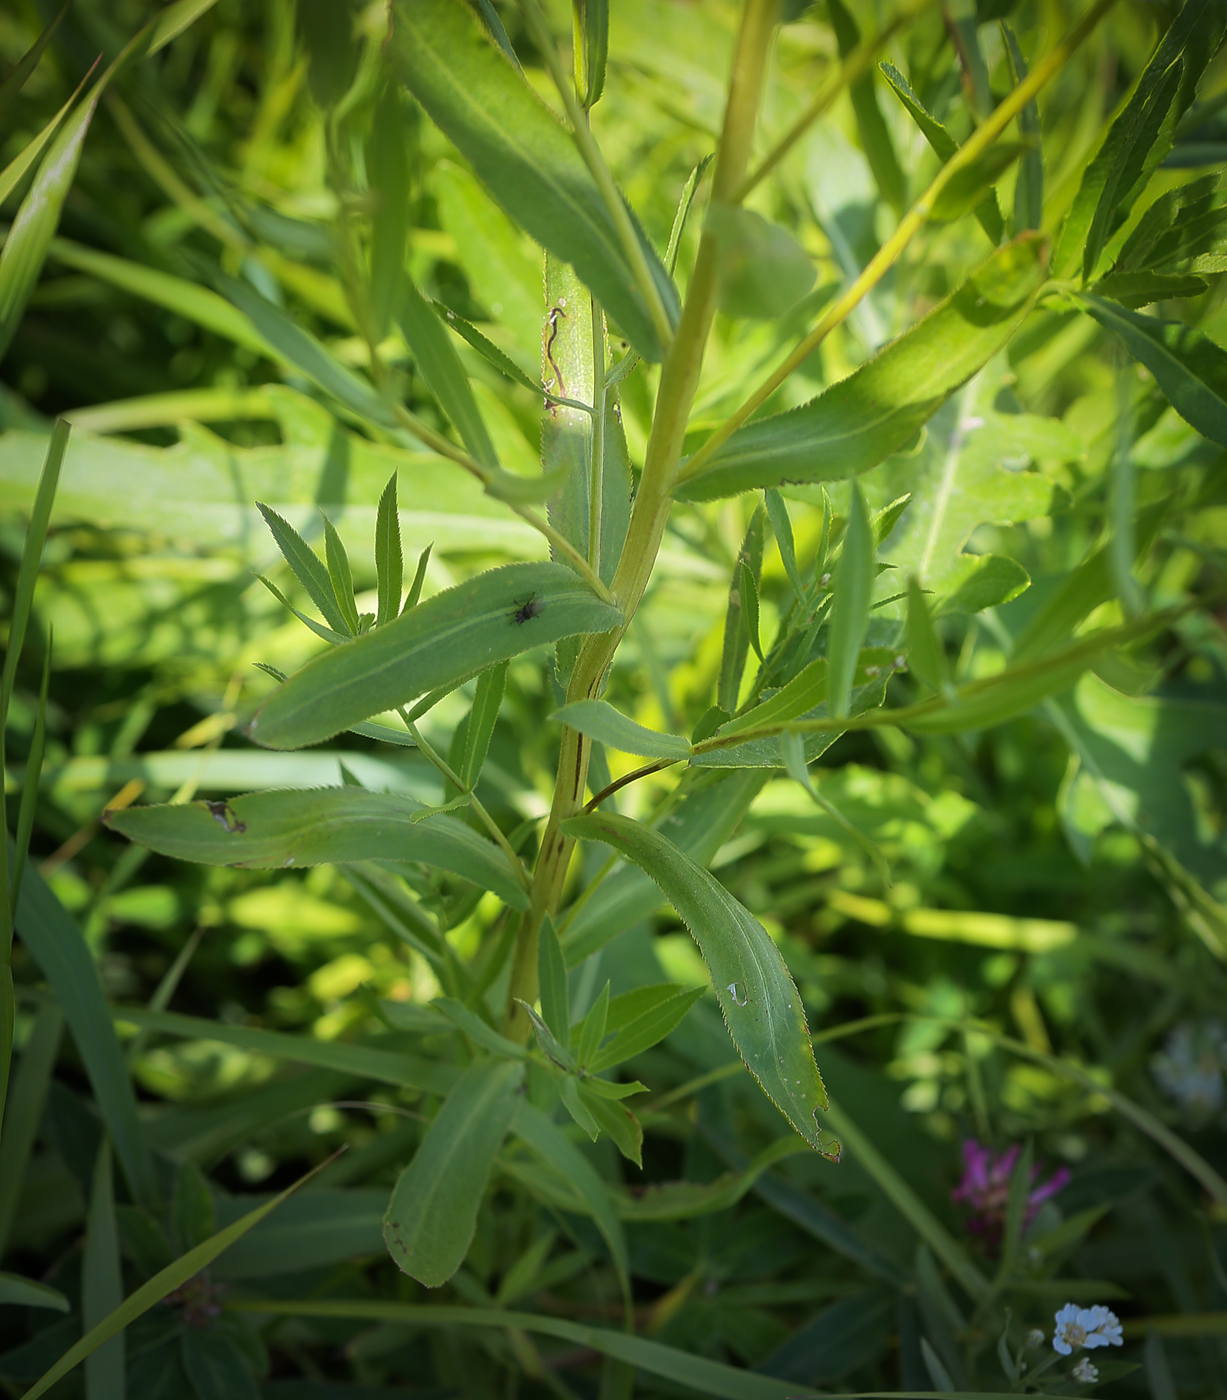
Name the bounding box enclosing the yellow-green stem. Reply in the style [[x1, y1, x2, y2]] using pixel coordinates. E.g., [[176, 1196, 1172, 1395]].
[[504, 0, 782, 1038]]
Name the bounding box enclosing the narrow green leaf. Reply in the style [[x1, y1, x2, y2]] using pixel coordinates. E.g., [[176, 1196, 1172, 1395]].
[[538, 916, 571, 1049], [0, 2, 70, 123], [906, 578, 947, 692], [83, 1144, 124, 1400], [10, 641, 50, 917], [1094, 270, 1208, 307], [577, 0, 609, 106], [22, 1156, 331, 1400], [256, 574, 348, 645], [563, 770, 768, 964], [551, 699, 692, 761], [678, 236, 1046, 499], [1054, 0, 1222, 280], [113, 1003, 455, 1095], [106, 787, 530, 912], [1078, 294, 1227, 446], [433, 301, 543, 394], [718, 509, 765, 708], [708, 204, 815, 320], [827, 483, 874, 719], [374, 474, 404, 626], [517, 997, 576, 1069], [665, 155, 713, 275], [559, 1074, 600, 1138], [511, 1100, 630, 1297], [12, 856, 156, 1205], [0, 97, 95, 366], [589, 985, 705, 1072], [879, 61, 1002, 243], [389, 0, 679, 362], [216, 273, 396, 428], [562, 812, 840, 1158], [367, 83, 411, 342], [829, 0, 906, 213], [0, 81, 85, 211], [460, 661, 508, 789], [399, 276, 498, 470], [0, 1002, 61, 1255], [739, 561, 764, 662], [228, 1296, 841, 1400], [433, 997, 528, 1060], [384, 1059, 523, 1287], [931, 143, 1029, 224], [404, 542, 432, 612], [579, 1086, 642, 1166], [764, 489, 804, 603], [0, 1273, 69, 1312], [1003, 24, 1043, 233], [576, 982, 610, 1068], [0, 419, 68, 723], [322, 514, 360, 634], [256, 503, 351, 634], [47, 238, 272, 354], [251, 561, 622, 749]]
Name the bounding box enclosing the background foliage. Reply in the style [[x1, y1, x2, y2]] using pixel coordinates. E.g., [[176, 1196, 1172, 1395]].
[[1, 0, 1227, 1397]]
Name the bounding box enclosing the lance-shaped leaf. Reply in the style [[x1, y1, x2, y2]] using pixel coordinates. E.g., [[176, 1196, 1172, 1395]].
[[1078, 294, 1227, 447], [0, 97, 96, 366], [105, 788, 529, 911], [677, 235, 1046, 500], [384, 1058, 523, 1288], [880, 61, 1002, 243], [249, 562, 622, 749], [1054, 0, 1224, 281], [826, 482, 874, 719], [551, 700, 692, 760], [398, 276, 498, 470], [829, 0, 905, 213], [563, 812, 840, 1159], [388, 0, 678, 362]]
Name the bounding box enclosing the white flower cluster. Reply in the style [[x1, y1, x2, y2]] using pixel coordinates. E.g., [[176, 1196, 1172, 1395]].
[[1053, 1303, 1123, 1356]]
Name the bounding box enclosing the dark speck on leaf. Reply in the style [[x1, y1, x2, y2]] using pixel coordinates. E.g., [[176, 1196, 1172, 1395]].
[[205, 800, 247, 834], [513, 595, 544, 625]]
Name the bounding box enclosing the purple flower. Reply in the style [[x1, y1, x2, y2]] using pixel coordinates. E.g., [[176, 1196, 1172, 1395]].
[[951, 1139, 1070, 1241]]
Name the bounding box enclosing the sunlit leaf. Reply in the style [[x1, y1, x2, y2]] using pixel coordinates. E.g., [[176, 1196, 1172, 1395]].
[[250, 562, 622, 749], [677, 236, 1046, 500]]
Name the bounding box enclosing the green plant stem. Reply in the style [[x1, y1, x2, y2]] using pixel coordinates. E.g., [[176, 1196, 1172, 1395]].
[[732, 0, 936, 202], [504, 0, 782, 1040], [387, 402, 614, 604], [678, 0, 1122, 485], [516, 0, 674, 353], [403, 716, 531, 893]]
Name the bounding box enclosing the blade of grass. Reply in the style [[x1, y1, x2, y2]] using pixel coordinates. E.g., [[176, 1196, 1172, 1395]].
[[22, 1150, 337, 1400]]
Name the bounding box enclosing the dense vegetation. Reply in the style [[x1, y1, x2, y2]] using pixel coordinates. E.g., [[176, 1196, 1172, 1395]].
[[1, 0, 1227, 1396]]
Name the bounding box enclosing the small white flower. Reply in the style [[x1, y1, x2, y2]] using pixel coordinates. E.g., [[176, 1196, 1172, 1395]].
[[1053, 1304, 1124, 1355], [1071, 1357, 1099, 1384], [1024, 1328, 1046, 1351]]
